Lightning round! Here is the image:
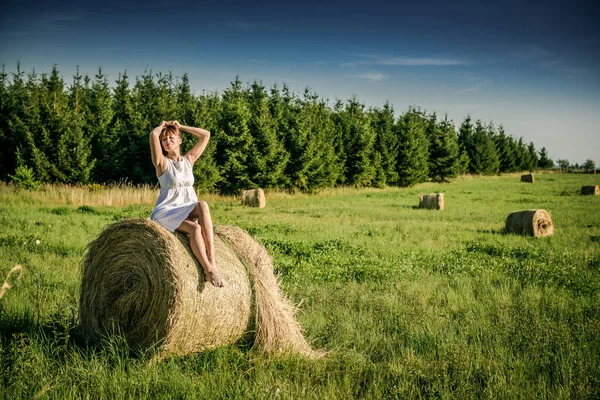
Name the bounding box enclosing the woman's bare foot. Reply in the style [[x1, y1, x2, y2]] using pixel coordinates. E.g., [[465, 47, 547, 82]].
[[205, 269, 224, 287]]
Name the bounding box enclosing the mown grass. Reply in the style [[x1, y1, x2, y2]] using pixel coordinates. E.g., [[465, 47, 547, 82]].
[[1, 173, 599, 399]]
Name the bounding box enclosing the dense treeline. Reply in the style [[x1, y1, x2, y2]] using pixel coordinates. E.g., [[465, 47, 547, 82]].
[[0, 64, 554, 193]]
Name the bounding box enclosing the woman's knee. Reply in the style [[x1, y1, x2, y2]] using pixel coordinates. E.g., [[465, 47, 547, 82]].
[[190, 222, 203, 237], [198, 200, 209, 212]]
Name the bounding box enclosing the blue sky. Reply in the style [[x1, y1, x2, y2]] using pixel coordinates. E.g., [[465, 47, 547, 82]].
[[1, 0, 599, 165]]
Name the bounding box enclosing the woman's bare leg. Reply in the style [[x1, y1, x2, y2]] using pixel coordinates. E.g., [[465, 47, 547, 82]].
[[197, 201, 215, 264], [176, 219, 223, 287], [189, 201, 216, 268]]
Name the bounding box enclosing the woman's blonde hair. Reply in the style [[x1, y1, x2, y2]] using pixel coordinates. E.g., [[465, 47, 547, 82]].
[[159, 122, 180, 155]]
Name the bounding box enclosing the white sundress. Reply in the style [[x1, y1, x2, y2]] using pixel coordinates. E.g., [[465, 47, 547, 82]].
[[150, 156, 198, 231]]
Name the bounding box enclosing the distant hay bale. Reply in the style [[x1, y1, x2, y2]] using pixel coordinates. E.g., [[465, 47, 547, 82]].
[[581, 185, 599, 195], [80, 218, 318, 357], [241, 189, 266, 208], [505, 209, 554, 237], [419, 193, 444, 210], [521, 173, 534, 183]]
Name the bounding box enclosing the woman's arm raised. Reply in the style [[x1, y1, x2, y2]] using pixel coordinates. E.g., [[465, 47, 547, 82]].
[[176, 121, 211, 165], [149, 121, 167, 176]]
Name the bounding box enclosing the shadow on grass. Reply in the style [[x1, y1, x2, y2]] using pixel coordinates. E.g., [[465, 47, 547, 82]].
[[0, 302, 256, 366], [387, 204, 419, 209], [476, 227, 507, 235], [0, 306, 95, 365]]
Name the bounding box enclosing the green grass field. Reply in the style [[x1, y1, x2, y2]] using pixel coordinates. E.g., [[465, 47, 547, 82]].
[[1, 173, 599, 399]]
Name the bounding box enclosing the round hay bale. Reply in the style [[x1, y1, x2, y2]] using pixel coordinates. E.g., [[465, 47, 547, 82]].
[[241, 189, 266, 208], [419, 193, 444, 210], [581, 185, 599, 195], [504, 209, 554, 237], [520, 173, 534, 183], [80, 218, 318, 357]]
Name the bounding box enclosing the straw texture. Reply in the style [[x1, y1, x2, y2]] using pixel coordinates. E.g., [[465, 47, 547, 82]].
[[241, 189, 266, 208], [505, 209, 554, 237], [419, 193, 445, 210], [217, 225, 320, 357], [80, 218, 318, 357]]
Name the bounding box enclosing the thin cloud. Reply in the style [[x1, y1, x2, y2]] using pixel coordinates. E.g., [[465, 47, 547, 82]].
[[457, 77, 493, 94], [506, 44, 551, 63], [375, 56, 465, 66], [507, 44, 588, 79], [0, 12, 85, 36], [347, 72, 387, 81], [444, 103, 490, 111], [540, 59, 587, 79], [341, 53, 467, 67]]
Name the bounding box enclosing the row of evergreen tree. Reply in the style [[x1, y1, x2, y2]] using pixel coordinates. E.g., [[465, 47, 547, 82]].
[[0, 65, 554, 193]]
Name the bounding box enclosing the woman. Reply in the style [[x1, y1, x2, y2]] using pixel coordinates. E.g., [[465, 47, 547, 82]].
[[149, 120, 224, 287]]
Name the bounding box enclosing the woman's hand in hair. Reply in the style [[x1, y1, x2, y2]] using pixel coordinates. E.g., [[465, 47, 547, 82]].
[[151, 121, 167, 136]]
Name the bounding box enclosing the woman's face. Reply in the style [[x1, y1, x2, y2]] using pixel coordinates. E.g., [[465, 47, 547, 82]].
[[161, 132, 181, 153]]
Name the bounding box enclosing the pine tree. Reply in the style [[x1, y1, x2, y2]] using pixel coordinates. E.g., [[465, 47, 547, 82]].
[[514, 138, 532, 172], [268, 84, 292, 148], [289, 89, 340, 191], [527, 142, 538, 171], [155, 71, 176, 118], [246, 81, 289, 188], [175, 74, 196, 126], [311, 99, 342, 189], [174, 75, 222, 192], [0, 64, 15, 179], [192, 92, 222, 192], [86, 67, 114, 182], [494, 125, 516, 173], [11, 65, 96, 183], [396, 108, 429, 186], [338, 97, 376, 186], [29, 65, 68, 181], [175, 74, 200, 160], [330, 100, 347, 185], [111, 71, 143, 182], [215, 76, 254, 194], [537, 147, 553, 169], [52, 67, 96, 183], [56, 108, 95, 183], [0, 66, 6, 178], [428, 115, 462, 182], [371, 102, 399, 185], [457, 115, 475, 173], [508, 136, 521, 172], [123, 71, 157, 183], [424, 111, 438, 144], [469, 120, 500, 175], [7, 66, 51, 181], [68, 66, 87, 115]]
